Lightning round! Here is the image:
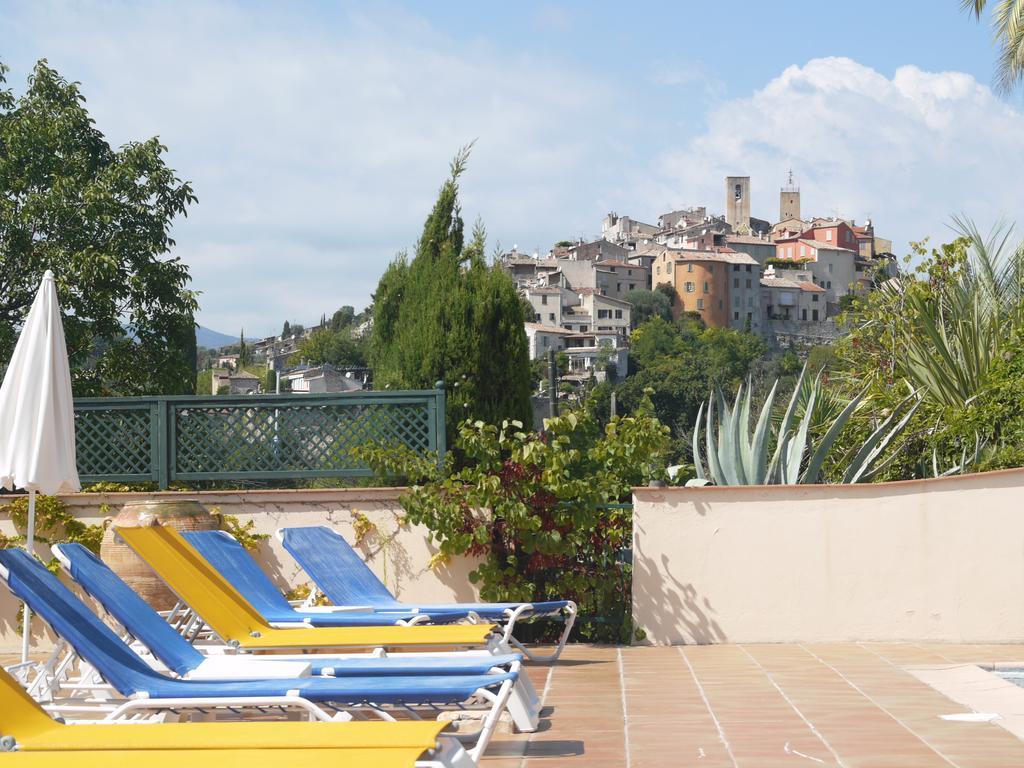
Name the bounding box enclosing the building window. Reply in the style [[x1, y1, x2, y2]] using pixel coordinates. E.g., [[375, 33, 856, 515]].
[[656, 266, 660, 274], [826, 230, 833, 241], [734, 183, 742, 200], [703, 281, 709, 293], [687, 264, 694, 273], [788, 246, 793, 258], [745, 279, 751, 289], [812, 294, 819, 302], [685, 282, 695, 293], [734, 311, 739, 320], [826, 281, 832, 289], [828, 263, 833, 274], [580, 325, 588, 332], [733, 296, 740, 307], [614, 309, 622, 319], [745, 265, 751, 272], [733, 265, 740, 272], [541, 294, 548, 305], [802, 308, 807, 321], [718, 299, 723, 309], [629, 283, 635, 290], [542, 337, 548, 347], [733, 278, 739, 288], [747, 296, 753, 307], [800, 245, 805, 258], [812, 309, 819, 321], [549, 313, 555, 321], [697, 298, 705, 310]]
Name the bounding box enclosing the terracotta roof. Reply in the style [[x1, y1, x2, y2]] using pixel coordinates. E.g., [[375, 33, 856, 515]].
[[797, 239, 856, 253], [760, 277, 826, 293], [667, 251, 759, 266], [595, 259, 644, 268], [524, 322, 572, 335]]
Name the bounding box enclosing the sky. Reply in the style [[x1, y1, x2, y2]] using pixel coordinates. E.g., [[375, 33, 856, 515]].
[[2, 0, 1023, 337]]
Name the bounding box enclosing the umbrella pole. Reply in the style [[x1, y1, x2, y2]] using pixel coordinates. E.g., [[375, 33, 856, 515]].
[[21, 489, 36, 663]]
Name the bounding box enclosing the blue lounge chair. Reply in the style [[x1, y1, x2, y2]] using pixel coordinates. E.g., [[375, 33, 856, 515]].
[[278, 526, 577, 662], [0, 548, 517, 762], [182, 530, 466, 627], [51, 543, 540, 732]]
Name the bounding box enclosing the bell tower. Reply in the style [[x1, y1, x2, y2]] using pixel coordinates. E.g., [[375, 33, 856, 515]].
[[725, 176, 751, 231], [780, 169, 800, 222]]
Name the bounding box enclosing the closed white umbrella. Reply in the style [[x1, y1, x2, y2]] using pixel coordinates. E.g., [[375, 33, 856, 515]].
[[0, 270, 81, 661]]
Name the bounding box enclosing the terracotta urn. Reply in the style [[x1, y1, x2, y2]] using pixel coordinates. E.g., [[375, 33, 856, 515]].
[[100, 498, 220, 610]]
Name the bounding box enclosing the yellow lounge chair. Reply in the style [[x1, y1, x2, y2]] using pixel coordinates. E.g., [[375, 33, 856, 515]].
[[0, 668, 470, 767], [116, 524, 499, 652]]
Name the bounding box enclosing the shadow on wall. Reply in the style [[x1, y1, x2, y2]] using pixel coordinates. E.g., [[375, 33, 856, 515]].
[[632, 514, 727, 645]]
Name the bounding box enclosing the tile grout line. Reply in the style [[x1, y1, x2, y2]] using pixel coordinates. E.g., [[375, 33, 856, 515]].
[[800, 643, 961, 768], [912, 642, 957, 664], [678, 646, 739, 768], [737, 644, 847, 768], [616, 648, 633, 768], [518, 663, 557, 768]]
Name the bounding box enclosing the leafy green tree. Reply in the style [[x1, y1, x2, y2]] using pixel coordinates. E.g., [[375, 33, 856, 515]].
[[371, 148, 531, 431], [330, 306, 355, 332], [281, 320, 291, 338], [291, 328, 366, 367], [0, 60, 198, 395], [624, 288, 672, 328]]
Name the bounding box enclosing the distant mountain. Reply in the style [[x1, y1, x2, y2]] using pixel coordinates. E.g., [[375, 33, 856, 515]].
[[196, 326, 241, 349]]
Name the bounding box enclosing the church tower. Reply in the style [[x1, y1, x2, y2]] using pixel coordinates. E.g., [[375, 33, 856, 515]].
[[780, 170, 800, 222], [725, 176, 751, 231]]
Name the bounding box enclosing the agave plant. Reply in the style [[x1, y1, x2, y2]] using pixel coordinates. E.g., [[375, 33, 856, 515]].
[[691, 364, 920, 486]]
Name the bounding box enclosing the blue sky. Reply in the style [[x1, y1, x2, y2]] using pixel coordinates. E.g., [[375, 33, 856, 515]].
[[2, 1, 1020, 337]]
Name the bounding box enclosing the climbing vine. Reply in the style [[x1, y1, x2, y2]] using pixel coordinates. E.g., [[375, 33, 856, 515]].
[[0, 495, 104, 572]]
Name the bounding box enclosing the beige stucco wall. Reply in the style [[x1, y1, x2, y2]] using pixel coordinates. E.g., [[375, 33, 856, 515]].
[[632, 468, 1024, 645], [0, 488, 481, 653]]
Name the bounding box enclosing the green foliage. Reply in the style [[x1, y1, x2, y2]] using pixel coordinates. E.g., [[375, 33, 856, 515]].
[[624, 289, 672, 328], [357, 401, 671, 642], [1, 495, 104, 572], [282, 320, 291, 338], [330, 306, 355, 332], [370, 147, 531, 432], [292, 328, 367, 368], [963, 0, 1024, 93], [218, 512, 269, 551], [831, 222, 1024, 479], [0, 60, 198, 396], [196, 369, 214, 396], [617, 316, 767, 454]]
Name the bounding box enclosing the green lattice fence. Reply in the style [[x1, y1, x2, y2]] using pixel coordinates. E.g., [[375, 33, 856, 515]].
[[73, 388, 446, 488]]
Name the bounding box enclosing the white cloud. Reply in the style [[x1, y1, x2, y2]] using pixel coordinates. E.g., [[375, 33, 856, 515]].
[[641, 57, 1024, 255], [4, 6, 1022, 341], [2, 1, 623, 335]]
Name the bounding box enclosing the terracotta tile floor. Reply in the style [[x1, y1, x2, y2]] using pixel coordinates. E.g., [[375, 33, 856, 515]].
[[483, 643, 1024, 767]]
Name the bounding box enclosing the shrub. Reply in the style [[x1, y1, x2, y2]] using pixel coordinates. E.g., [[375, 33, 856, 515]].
[[357, 397, 671, 642]]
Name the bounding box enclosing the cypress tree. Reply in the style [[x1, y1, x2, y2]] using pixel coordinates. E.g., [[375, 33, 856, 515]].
[[371, 147, 530, 432]]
